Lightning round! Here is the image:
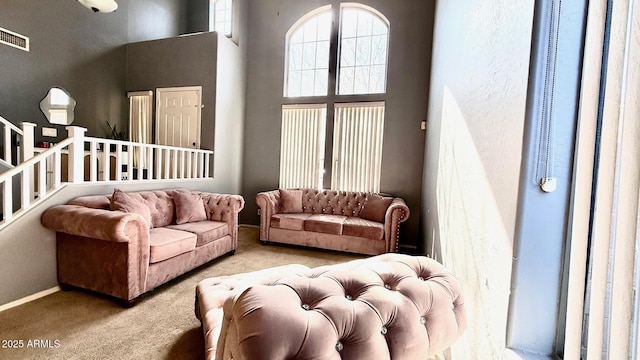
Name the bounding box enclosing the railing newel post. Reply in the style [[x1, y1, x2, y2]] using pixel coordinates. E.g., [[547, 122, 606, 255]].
[[66, 126, 87, 183]]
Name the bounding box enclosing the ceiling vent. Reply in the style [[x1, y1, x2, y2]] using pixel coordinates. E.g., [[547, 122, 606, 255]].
[[0, 27, 29, 52]]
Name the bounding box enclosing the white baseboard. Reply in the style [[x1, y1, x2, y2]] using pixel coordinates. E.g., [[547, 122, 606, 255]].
[[0, 286, 60, 313]]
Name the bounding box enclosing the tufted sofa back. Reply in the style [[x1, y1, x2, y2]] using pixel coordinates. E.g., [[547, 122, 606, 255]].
[[301, 189, 368, 217], [206, 253, 467, 359], [68, 189, 244, 229]]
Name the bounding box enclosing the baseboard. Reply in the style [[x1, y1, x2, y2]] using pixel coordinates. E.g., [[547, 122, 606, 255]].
[[239, 224, 259, 229], [0, 286, 60, 313]]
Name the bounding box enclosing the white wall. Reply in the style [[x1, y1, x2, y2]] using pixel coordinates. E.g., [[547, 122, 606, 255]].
[[422, 0, 534, 358], [214, 32, 245, 194]]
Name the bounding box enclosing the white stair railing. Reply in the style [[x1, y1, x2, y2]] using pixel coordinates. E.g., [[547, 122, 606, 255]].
[[0, 125, 213, 230], [0, 117, 35, 167]]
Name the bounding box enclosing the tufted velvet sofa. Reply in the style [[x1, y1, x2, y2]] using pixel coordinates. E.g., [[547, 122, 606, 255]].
[[195, 253, 467, 360], [41, 189, 244, 307], [256, 189, 410, 255]]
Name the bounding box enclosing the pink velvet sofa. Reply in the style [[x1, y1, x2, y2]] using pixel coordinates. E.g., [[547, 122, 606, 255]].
[[195, 253, 467, 360], [41, 188, 244, 307], [256, 189, 410, 255]]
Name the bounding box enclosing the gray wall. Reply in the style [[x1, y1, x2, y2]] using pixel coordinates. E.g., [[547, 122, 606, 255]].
[[0, 0, 187, 144], [126, 33, 219, 152], [422, 0, 534, 357], [240, 0, 434, 247]]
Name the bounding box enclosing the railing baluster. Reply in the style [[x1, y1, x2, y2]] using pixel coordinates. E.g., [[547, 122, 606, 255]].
[[38, 159, 46, 198], [204, 153, 210, 178], [126, 145, 133, 181], [53, 150, 61, 188], [89, 141, 97, 182], [103, 145, 110, 182], [147, 146, 153, 180], [186, 151, 193, 179], [180, 150, 185, 179], [115, 145, 123, 181], [163, 149, 172, 179], [3, 178, 12, 222], [4, 126, 12, 166], [21, 168, 30, 209]]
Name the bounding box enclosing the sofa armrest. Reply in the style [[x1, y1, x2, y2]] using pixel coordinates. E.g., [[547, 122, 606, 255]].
[[41, 204, 151, 300], [384, 198, 411, 252], [255, 190, 281, 241], [201, 193, 245, 249], [41, 205, 149, 243], [202, 193, 245, 223]]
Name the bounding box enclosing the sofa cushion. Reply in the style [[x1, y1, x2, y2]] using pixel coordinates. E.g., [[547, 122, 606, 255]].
[[174, 189, 208, 224], [149, 228, 197, 263], [166, 221, 229, 247], [342, 217, 385, 240], [279, 189, 303, 213], [271, 213, 313, 231], [303, 214, 347, 235], [109, 189, 153, 228], [360, 194, 393, 223]]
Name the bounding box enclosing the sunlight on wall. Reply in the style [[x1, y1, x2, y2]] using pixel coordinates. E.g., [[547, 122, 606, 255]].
[[435, 88, 513, 359]]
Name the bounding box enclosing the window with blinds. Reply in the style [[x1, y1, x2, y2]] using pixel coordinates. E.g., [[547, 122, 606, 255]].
[[280, 4, 388, 193], [331, 102, 384, 193], [279, 104, 327, 189]]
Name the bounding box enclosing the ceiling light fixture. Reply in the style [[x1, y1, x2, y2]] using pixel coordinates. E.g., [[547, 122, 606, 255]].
[[77, 0, 118, 13]]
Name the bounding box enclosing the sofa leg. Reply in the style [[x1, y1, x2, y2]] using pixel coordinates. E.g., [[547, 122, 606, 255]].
[[120, 297, 138, 308], [260, 240, 268, 245], [229, 249, 236, 255]]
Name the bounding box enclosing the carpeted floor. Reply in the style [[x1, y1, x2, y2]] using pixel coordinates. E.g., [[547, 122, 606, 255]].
[[0, 226, 365, 360]]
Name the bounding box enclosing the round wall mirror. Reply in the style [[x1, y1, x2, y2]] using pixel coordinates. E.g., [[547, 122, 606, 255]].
[[40, 87, 76, 125]]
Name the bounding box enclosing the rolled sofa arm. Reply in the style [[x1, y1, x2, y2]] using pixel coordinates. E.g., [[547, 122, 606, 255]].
[[201, 193, 245, 249], [384, 198, 411, 253], [255, 190, 281, 241], [41, 205, 149, 243], [202, 193, 245, 223], [41, 204, 151, 301]]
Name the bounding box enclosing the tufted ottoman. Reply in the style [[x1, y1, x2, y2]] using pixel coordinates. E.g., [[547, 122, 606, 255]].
[[195, 253, 466, 360]]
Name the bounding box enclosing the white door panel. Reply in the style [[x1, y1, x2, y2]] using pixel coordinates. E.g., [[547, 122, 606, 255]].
[[156, 86, 202, 149]]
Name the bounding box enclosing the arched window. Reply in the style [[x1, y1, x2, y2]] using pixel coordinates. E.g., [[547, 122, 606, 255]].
[[284, 7, 332, 97], [284, 5, 389, 97], [281, 4, 389, 192]]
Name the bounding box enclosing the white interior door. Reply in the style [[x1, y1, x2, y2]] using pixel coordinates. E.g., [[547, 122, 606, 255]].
[[156, 86, 202, 148]]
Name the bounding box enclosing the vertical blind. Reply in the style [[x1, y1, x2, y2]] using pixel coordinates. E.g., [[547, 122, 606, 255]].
[[279, 104, 326, 189], [562, 0, 640, 358], [331, 102, 385, 193], [128, 91, 153, 168]]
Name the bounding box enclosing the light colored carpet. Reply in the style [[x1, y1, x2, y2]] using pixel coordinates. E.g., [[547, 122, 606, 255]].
[[0, 226, 365, 360]]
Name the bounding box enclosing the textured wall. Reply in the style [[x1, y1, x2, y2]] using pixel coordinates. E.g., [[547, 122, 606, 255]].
[[240, 0, 435, 247], [422, 0, 534, 357]]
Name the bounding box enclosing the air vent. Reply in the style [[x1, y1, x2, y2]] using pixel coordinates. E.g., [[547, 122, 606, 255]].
[[0, 27, 29, 52]]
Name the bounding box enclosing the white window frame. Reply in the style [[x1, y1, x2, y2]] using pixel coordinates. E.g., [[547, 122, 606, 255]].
[[209, 0, 233, 38]]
